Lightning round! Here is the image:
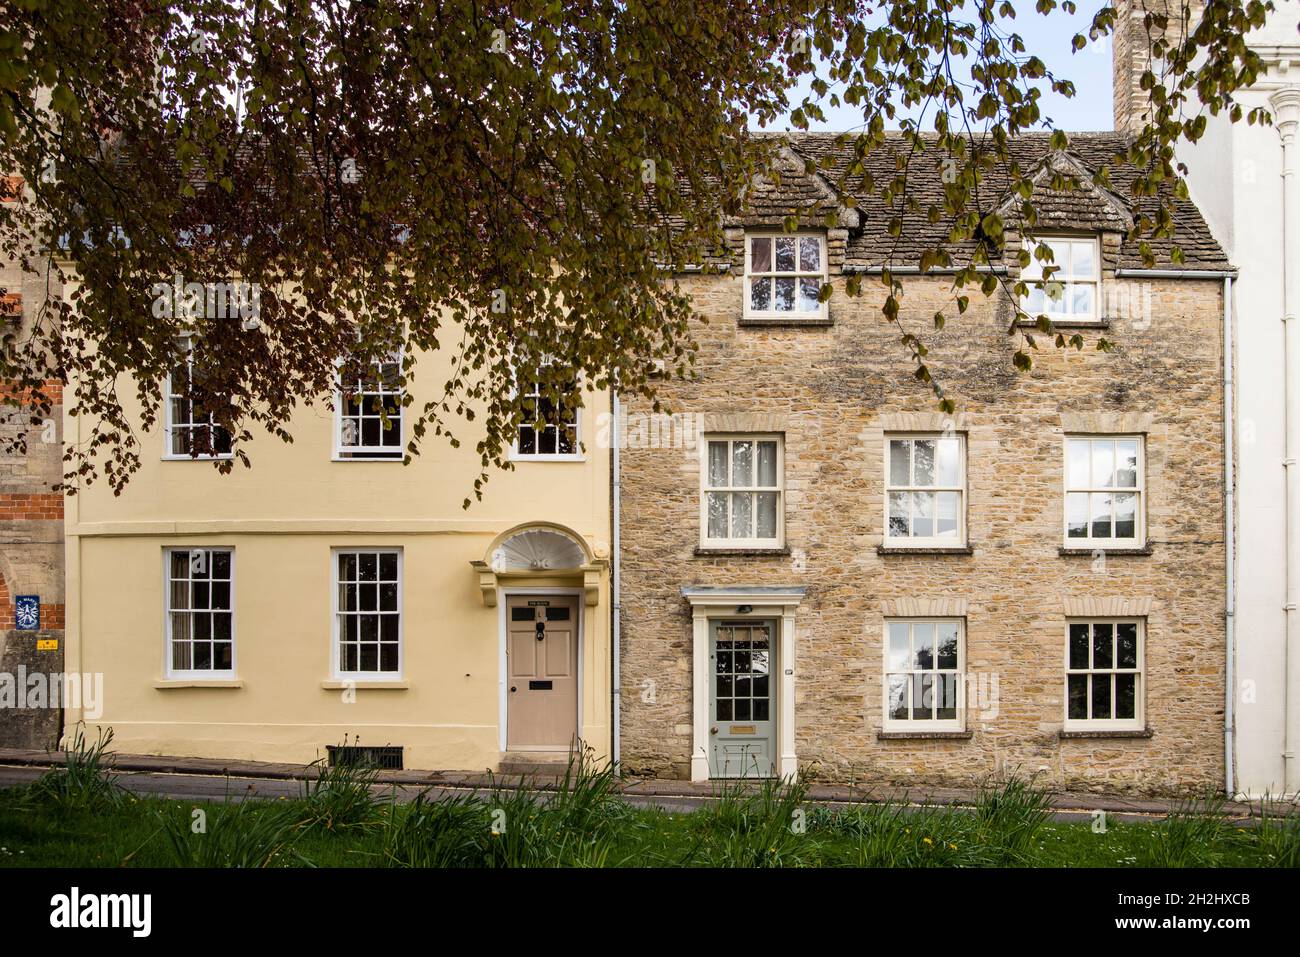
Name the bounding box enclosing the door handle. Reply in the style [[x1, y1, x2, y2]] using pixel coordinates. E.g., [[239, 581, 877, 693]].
[[510, 686, 517, 693], [710, 726, 718, 735]]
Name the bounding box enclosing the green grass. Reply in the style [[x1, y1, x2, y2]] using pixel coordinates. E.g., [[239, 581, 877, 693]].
[[0, 760, 1294, 868]]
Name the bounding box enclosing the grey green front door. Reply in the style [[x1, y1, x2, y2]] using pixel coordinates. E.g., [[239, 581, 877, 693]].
[[708, 620, 775, 778]]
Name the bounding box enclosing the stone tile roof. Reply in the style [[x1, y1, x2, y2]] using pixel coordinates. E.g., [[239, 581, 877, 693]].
[[729, 145, 860, 230], [754, 132, 1230, 272]]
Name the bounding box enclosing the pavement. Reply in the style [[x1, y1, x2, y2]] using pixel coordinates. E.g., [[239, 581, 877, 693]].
[[1, 747, 1295, 824]]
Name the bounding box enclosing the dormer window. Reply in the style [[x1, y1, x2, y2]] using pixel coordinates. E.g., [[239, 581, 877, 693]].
[[1020, 236, 1100, 323], [745, 233, 826, 319]]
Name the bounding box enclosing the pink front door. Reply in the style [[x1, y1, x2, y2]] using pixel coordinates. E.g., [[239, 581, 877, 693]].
[[506, 596, 579, 749]]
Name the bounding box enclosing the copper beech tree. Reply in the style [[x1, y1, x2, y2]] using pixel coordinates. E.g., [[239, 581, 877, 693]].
[[0, 0, 1275, 500]]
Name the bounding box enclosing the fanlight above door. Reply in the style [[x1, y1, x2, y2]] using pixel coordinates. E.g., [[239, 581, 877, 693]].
[[491, 529, 587, 572]]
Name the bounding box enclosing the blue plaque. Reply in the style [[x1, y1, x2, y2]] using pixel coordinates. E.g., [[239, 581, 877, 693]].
[[15, 595, 39, 631]]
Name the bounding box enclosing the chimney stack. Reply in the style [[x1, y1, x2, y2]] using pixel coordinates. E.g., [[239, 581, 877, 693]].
[[1111, 0, 1206, 134]]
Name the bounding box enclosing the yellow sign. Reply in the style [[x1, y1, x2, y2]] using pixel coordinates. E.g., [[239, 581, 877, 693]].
[[36, 639, 58, 651]]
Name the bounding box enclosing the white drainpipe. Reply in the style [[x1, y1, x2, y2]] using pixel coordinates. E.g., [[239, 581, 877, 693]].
[[1223, 274, 1236, 798], [611, 390, 622, 768], [1274, 87, 1300, 795]]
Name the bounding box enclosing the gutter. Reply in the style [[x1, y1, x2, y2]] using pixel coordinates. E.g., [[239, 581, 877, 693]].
[[1224, 275, 1236, 798], [841, 264, 1008, 275], [839, 266, 1237, 278], [838, 267, 1237, 279], [1113, 269, 1238, 279]]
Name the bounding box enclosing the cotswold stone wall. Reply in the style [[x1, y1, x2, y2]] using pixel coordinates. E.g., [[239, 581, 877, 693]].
[[618, 252, 1226, 795]]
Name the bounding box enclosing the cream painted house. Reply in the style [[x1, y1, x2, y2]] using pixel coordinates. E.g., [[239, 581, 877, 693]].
[[62, 318, 611, 772]]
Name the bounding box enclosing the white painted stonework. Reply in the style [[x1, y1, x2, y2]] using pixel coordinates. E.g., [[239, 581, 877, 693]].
[[1178, 5, 1300, 796]]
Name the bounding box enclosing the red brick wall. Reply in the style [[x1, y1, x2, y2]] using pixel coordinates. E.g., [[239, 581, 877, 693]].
[[0, 379, 63, 404], [0, 493, 64, 521]]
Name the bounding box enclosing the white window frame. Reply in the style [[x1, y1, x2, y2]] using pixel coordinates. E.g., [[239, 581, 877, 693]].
[[331, 547, 404, 681], [699, 433, 785, 549], [508, 368, 584, 462], [743, 232, 828, 320], [883, 432, 967, 547], [1063, 434, 1146, 549], [332, 350, 405, 461], [1064, 618, 1145, 731], [163, 547, 236, 679], [1019, 235, 1102, 324], [163, 337, 234, 461], [882, 618, 965, 732]]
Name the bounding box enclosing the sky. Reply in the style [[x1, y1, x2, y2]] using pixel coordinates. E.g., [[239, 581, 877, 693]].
[[757, 0, 1115, 134]]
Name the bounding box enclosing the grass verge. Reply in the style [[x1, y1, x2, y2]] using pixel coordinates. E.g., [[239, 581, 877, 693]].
[[1, 756, 1294, 868]]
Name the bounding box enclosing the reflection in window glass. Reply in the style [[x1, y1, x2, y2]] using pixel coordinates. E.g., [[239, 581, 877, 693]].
[[1019, 237, 1101, 322], [746, 235, 825, 315], [885, 435, 965, 544], [714, 623, 772, 723], [1065, 437, 1144, 545], [703, 437, 782, 544], [884, 620, 963, 724]]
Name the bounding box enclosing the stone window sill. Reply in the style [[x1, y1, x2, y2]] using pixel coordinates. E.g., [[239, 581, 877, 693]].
[[738, 316, 834, 329], [877, 545, 975, 556], [1059, 728, 1153, 740], [693, 547, 792, 558], [154, 679, 243, 689], [507, 453, 588, 464], [1014, 317, 1112, 331], [1058, 546, 1153, 557], [320, 680, 410, 691], [877, 730, 973, 740]]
